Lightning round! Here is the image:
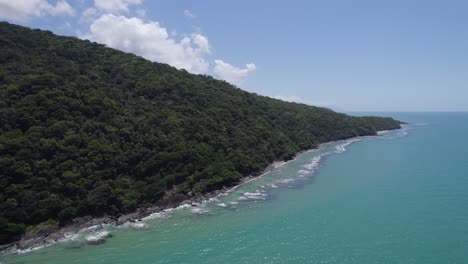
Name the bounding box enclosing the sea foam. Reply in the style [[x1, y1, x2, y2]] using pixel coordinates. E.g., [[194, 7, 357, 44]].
[[86, 231, 112, 243], [191, 207, 210, 215], [119, 222, 147, 229]]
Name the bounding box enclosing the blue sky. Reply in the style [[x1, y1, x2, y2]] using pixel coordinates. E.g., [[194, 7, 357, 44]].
[[1, 0, 467, 111]]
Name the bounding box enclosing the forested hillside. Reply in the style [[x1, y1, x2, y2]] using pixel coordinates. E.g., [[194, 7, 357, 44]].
[[0, 22, 401, 244]]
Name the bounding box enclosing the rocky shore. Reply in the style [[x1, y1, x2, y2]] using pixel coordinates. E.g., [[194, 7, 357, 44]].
[[0, 159, 287, 256]]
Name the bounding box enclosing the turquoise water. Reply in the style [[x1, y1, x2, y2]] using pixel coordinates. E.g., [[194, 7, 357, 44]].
[[2, 113, 468, 264]]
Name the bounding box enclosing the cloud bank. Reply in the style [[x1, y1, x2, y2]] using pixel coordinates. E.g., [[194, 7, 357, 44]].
[[84, 14, 211, 74], [213, 60, 256, 85], [0, 0, 74, 21]]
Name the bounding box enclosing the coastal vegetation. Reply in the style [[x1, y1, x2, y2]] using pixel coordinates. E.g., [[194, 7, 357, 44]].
[[0, 22, 401, 244]]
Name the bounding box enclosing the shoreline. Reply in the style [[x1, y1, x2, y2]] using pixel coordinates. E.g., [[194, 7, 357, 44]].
[[0, 128, 401, 256], [0, 159, 289, 256]]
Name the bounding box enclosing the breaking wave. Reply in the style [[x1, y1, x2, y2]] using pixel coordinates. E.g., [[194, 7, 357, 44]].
[[119, 222, 147, 229], [86, 231, 112, 243]]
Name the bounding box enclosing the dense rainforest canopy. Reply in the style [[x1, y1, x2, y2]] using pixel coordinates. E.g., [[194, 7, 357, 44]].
[[0, 22, 401, 244]]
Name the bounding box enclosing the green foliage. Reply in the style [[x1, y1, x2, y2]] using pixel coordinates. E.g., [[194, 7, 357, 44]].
[[0, 22, 402, 244]]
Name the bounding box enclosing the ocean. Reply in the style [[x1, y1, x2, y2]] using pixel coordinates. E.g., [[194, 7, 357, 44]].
[[1, 113, 467, 264]]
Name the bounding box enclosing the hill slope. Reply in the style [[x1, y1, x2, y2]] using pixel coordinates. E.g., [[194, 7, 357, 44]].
[[0, 22, 401, 244]]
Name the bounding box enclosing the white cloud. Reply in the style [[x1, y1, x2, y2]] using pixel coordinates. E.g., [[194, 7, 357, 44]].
[[213, 60, 256, 85], [192, 34, 209, 54], [0, 0, 75, 21], [94, 0, 141, 13], [83, 14, 211, 74], [184, 9, 195, 19], [81, 0, 142, 24]]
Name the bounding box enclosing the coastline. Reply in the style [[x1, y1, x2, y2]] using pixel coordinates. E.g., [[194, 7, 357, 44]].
[[0, 159, 288, 256], [0, 128, 400, 256]]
